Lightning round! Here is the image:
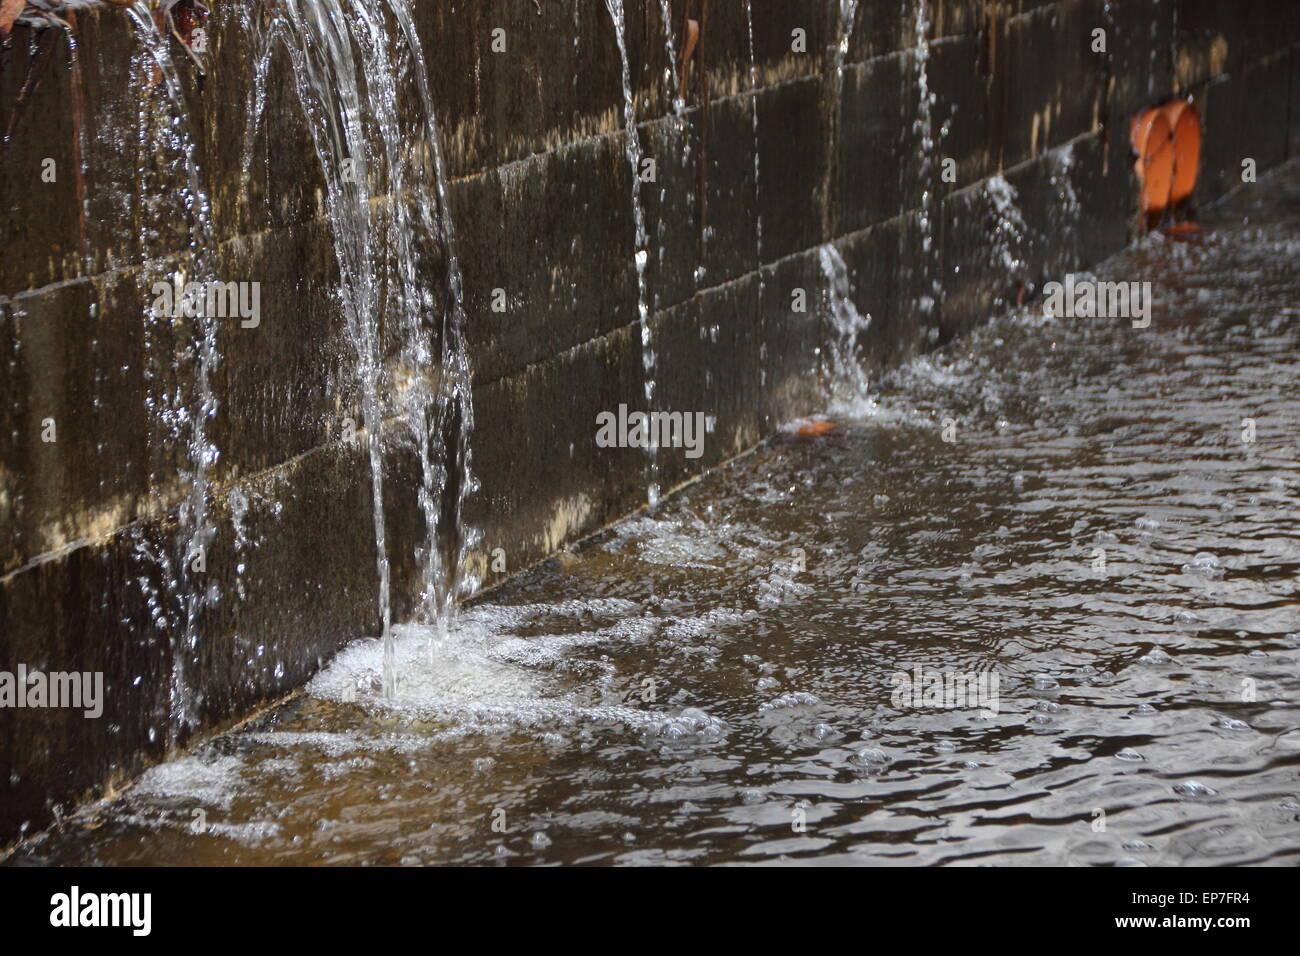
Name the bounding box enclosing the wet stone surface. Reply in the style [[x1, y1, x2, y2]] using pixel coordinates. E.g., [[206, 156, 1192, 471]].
[[8, 165, 1300, 867]]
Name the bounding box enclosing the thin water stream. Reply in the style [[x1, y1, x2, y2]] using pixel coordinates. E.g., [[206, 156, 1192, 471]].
[[11, 163, 1300, 867], [606, 0, 660, 510]]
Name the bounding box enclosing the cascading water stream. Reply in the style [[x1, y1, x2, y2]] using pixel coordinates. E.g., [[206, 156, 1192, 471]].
[[266, 0, 476, 696], [832, 1, 859, 166], [605, 0, 659, 510], [128, 1, 220, 740], [833, 1, 858, 105], [657, 0, 685, 118], [387, 0, 480, 651], [236, 5, 282, 184], [746, 0, 762, 260], [819, 244, 873, 413], [909, 0, 941, 319], [272, 0, 394, 694], [819, 1, 874, 414], [985, 173, 1028, 284]]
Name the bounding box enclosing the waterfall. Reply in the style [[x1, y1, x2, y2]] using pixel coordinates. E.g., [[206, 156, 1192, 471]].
[[605, 0, 659, 510], [269, 0, 394, 693], [128, 2, 219, 740], [264, 0, 476, 695]]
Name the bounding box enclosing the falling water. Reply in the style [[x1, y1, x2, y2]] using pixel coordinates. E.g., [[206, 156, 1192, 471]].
[[835, 1, 859, 70], [747, 0, 770, 396], [819, 244, 874, 413], [387, 0, 480, 647], [657, 0, 686, 118], [832, 2, 859, 190], [820, 3, 873, 414], [237, 5, 282, 184], [266, 0, 477, 695], [129, 2, 220, 740], [829, 0, 858, 267], [605, 0, 659, 509], [985, 173, 1028, 280], [1049, 143, 1082, 262], [746, 1, 763, 260], [269, 0, 394, 693], [909, 0, 940, 319]]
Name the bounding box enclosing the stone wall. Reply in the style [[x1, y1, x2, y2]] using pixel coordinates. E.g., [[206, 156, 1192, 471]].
[[1, 0, 1297, 847]]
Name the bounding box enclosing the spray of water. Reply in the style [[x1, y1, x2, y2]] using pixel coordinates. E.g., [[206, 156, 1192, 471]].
[[910, 0, 941, 319], [129, 1, 219, 740], [985, 173, 1028, 279]]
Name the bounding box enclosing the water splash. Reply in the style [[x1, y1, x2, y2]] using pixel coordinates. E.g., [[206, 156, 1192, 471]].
[[1049, 143, 1081, 262], [985, 173, 1028, 279], [605, 0, 659, 509], [1051, 143, 1080, 217]]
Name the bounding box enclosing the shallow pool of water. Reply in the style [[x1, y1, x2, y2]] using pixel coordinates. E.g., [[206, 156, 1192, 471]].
[[10, 165, 1300, 867]]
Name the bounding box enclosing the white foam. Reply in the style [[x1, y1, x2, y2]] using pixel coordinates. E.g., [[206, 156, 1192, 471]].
[[308, 616, 670, 733], [135, 754, 245, 809]]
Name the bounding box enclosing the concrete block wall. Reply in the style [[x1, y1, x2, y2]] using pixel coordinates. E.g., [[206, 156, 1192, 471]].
[[1, 0, 1296, 846]]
